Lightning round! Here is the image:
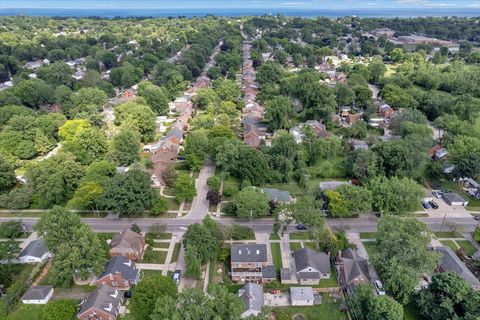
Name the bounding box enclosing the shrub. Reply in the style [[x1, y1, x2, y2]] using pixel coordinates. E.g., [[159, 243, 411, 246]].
[[150, 197, 168, 216], [207, 175, 221, 191], [474, 227, 480, 242], [222, 181, 238, 197], [226, 225, 254, 240]]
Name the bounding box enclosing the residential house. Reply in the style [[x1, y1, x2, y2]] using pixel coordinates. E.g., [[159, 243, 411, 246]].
[[281, 268, 294, 284], [243, 125, 265, 149], [345, 113, 363, 125], [290, 287, 315, 306], [351, 140, 369, 151], [293, 248, 331, 285], [435, 246, 480, 290], [238, 283, 264, 318], [305, 120, 331, 138], [18, 239, 50, 264], [21, 285, 53, 304], [109, 228, 145, 261], [261, 265, 276, 283], [231, 244, 272, 283], [442, 192, 469, 206], [77, 285, 123, 320], [379, 104, 395, 118], [319, 181, 351, 191], [262, 188, 293, 204], [336, 248, 370, 293], [96, 256, 140, 289], [162, 127, 184, 145]]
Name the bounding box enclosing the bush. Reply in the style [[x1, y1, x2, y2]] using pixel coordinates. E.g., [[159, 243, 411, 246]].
[[207, 175, 221, 191], [206, 190, 222, 206], [225, 225, 255, 240], [223, 202, 237, 216], [222, 181, 238, 197], [0, 221, 24, 238], [150, 196, 168, 216], [474, 227, 480, 242]]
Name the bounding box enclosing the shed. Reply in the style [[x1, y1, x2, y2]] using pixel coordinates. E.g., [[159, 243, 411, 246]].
[[290, 287, 315, 306], [21, 285, 53, 304]]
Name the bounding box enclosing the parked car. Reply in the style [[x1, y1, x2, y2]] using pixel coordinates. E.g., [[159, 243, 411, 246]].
[[422, 201, 431, 209], [270, 289, 281, 294], [173, 270, 181, 284], [374, 280, 386, 296], [432, 190, 443, 199], [296, 224, 307, 230], [474, 215, 480, 221], [429, 201, 439, 209]]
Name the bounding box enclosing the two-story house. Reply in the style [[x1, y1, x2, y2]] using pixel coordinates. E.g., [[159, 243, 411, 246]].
[[231, 244, 274, 283], [77, 285, 123, 320], [96, 256, 140, 290], [293, 248, 331, 285], [109, 228, 145, 261]]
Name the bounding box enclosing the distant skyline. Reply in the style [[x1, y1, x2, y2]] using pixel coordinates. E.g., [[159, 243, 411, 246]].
[[1, 0, 480, 17], [2, 0, 480, 10]]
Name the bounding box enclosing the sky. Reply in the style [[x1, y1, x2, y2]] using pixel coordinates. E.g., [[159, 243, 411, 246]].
[[1, 0, 480, 10]]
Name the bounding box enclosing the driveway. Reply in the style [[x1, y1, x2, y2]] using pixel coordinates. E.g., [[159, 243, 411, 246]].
[[423, 190, 472, 219], [183, 161, 215, 220]]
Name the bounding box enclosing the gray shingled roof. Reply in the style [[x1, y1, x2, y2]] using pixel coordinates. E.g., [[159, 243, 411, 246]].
[[262, 265, 276, 279], [238, 283, 264, 314], [78, 285, 122, 317], [21, 285, 53, 300], [442, 192, 467, 204], [110, 228, 144, 252], [290, 287, 314, 302], [19, 239, 47, 259], [262, 188, 291, 202], [294, 248, 330, 274], [231, 244, 268, 263], [340, 248, 370, 285], [281, 268, 292, 282], [99, 256, 139, 282], [319, 181, 351, 191], [436, 246, 480, 287]]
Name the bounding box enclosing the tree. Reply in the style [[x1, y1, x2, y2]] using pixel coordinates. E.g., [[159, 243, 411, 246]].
[[130, 275, 178, 320], [373, 216, 441, 304], [66, 181, 104, 210], [324, 190, 351, 218], [257, 61, 283, 85], [13, 79, 54, 109], [68, 87, 108, 118], [269, 131, 300, 182], [150, 197, 168, 216], [62, 126, 108, 165], [184, 130, 209, 171], [368, 296, 404, 320], [213, 78, 241, 102], [26, 153, 83, 208], [233, 187, 269, 218], [264, 96, 292, 131], [346, 149, 378, 181], [206, 175, 221, 192], [448, 135, 480, 179], [193, 88, 220, 109], [137, 82, 169, 115], [417, 272, 480, 320], [175, 173, 197, 202], [0, 153, 15, 192], [185, 245, 202, 279], [43, 299, 77, 320], [368, 58, 386, 84], [114, 101, 156, 142], [35, 206, 82, 251], [110, 129, 140, 166], [101, 170, 156, 215], [162, 163, 177, 188], [206, 190, 222, 206], [367, 176, 424, 214], [183, 217, 222, 265], [337, 184, 372, 214], [290, 196, 324, 249], [37, 62, 73, 87]]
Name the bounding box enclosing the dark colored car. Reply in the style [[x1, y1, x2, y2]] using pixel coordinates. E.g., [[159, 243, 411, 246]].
[[296, 224, 307, 230], [429, 201, 439, 209], [474, 215, 480, 221], [124, 290, 132, 298], [422, 202, 430, 209]]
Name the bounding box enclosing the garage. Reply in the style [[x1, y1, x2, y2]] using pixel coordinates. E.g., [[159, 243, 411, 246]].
[[442, 192, 469, 206]]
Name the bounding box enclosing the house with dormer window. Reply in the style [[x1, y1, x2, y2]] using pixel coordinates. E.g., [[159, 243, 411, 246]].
[[77, 285, 123, 320]]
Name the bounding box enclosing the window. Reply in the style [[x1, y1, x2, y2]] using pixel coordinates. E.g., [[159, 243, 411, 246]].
[[112, 281, 118, 286]]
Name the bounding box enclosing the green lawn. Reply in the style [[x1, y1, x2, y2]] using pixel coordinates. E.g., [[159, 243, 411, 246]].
[[146, 232, 172, 240], [290, 242, 302, 251], [440, 240, 458, 252], [290, 232, 311, 240], [166, 197, 180, 211], [303, 242, 317, 251], [154, 242, 170, 249], [271, 243, 282, 273], [456, 240, 477, 257], [317, 276, 339, 288], [434, 231, 462, 238], [142, 269, 162, 278], [7, 304, 44, 320], [171, 243, 181, 263], [362, 241, 379, 257], [260, 182, 304, 196], [270, 233, 281, 240], [140, 251, 167, 264], [305, 157, 348, 181], [360, 232, 377, 240], [273, 295, 346, 320]]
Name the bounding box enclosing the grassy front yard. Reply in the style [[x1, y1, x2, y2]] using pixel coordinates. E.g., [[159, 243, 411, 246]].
[[362, 241, 379, 257], [142, 269, 162, 278], [360, 232, 377, 240], [272, 294, 346, 320], [171, 243, 181, 263], [290, 232, 311, 240], [456, 240, 477, 256], [140, 250, 167, 264], [146, 232, 172, 240], [434, 231, 462, 238]]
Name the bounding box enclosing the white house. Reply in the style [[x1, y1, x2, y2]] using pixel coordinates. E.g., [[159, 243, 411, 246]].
[[238, 283, 264, 318], [21, 285, 53, 304], [18, 239, 50, 264], [290, 287, 315, 306]]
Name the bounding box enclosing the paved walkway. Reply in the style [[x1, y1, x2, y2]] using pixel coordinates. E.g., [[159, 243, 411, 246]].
[[203, 260, 210, 292], [183, 161, 215, 220], [279, 233, 297, 282], [20, 232, 38, 250]]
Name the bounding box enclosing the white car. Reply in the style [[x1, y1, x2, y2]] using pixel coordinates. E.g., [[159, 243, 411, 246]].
[[432, 190, 443, 199], [374, 280, 386, 296]]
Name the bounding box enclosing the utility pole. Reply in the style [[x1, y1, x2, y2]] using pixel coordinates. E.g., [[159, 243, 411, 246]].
[[250, 210, 253, 229], [439, 211, 447, 232]]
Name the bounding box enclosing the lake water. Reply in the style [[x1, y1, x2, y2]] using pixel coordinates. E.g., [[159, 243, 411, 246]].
[[1, 0, 479, 18]]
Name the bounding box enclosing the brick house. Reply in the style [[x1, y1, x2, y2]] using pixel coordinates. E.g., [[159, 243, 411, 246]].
[[231, 244, 274, 283], [77, 285, 123, 320], [109, 228, 145, 261], [96, 256, 140, 290]]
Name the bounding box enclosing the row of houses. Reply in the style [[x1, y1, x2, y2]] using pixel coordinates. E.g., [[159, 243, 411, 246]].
[[241, 42, 268, 149]]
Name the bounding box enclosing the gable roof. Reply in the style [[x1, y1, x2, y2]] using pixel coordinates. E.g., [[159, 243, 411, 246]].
[[238, 283, 264, 314], [231, 244, 268, 263], [436, 246, 480, 287], [110, 228, 144, 253], [262, 188, 292, 203], [340, 248, 370, 285], [99, 256, 139, 281], [294, 248, 330, 274], [319, 181, 351, 191], [19, 239, 47, 259], [21, 285, 53, 300], [262, 265, 276, 279], [78, 285, 122, 317]]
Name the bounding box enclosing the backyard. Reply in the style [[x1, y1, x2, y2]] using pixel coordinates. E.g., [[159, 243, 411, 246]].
[[272, 294, 347, 320]]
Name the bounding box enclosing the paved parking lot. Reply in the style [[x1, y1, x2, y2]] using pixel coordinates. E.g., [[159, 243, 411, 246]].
[[423, 190, 472, 218]]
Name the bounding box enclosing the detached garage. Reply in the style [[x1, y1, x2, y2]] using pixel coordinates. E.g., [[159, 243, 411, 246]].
[[21, 285, 53, 304], [442, 192, 469, 206]]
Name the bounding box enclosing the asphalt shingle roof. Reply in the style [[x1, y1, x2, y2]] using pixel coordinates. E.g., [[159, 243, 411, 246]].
[[231, 244, 268, 263], [436, 246, 480, 287], [99, 256, 139, 282], [238, 283, 264, 314], [19, 239, 47, 259], [294, 248, 330, 274], [262, 188, 291, 202], [290, 287, 314, 302], [21, 285, 53, 300], [78, 285, 122, 317], [262, 265, 276, 279]]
